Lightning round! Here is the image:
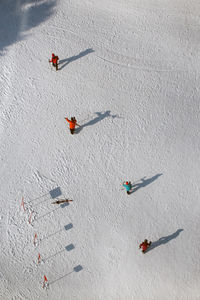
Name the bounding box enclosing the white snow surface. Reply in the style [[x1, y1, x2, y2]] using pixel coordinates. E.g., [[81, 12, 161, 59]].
[[0, 0, 200, 299]]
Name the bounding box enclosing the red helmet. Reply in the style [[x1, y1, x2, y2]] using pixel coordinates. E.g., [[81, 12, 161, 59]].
[[52, 53, 55, 57], [126, 181, 129, 185]]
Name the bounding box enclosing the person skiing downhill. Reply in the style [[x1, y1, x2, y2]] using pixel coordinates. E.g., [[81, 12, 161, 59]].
[[49, 53, 59, 71], [139, 239, 151, 253], [52, 199, 73, 204], [123, 181, 132, 195], [65, 117, 80, 134]]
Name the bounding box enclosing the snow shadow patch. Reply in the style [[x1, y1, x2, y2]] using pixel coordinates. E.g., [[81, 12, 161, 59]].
[[65, 244, 75, 251], [64, 223, 73, 230], [59, 48, 95, 70], [146, 229, 184, 253], [50, 187, 62, 199], [130, 173, 163, 194], [0, 0, 56, 54], [25, 0, 56, 30]]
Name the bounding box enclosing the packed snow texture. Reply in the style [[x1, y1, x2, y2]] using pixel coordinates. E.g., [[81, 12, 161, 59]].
[[0, 0, 200, 299]]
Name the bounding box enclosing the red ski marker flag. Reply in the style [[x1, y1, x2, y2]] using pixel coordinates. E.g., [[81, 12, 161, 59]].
[[21, 197, 26, 211], [42, 275, 49, 289]]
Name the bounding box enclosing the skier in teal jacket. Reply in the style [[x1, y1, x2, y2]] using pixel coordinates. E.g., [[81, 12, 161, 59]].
[[123, 181, 132, 195]]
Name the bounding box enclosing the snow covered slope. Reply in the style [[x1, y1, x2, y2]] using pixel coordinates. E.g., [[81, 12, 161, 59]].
[[0, 0, 200, 299]]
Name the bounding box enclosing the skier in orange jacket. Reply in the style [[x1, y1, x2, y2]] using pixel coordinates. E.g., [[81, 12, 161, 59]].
[[49, 53, 59, 70], [65, 117, 80, 134]]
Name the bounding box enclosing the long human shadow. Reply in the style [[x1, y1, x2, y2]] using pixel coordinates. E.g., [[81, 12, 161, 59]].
[[59, 48, 94, 70], [36, 201, 68, 220], [44, 249, 66, 262], [29, 193, 49, 203], [0, 0, 56, 54], [130, 173, 163, 194], [44, 244, 75, 262], [75, 110, 118, 134], [146, 229, 184, 253], [49, 265, 83, 285], [41, 223, 73, 241], [29, 187, 62, 204], [36, 207, 60, 220]]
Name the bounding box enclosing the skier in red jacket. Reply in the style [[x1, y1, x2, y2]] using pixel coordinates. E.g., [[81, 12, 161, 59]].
[[65, 117, 80, 134], [139, 239, 151, 253], [49, 53, 59, 71]]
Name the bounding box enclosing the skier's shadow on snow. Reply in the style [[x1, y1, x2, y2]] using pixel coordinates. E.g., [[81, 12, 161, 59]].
[[146, 229, 184, 253], [130, 173, 163, 194], [75, 110, 118, 134], [50, 265, 83, 285], [59, 48, 95, 70]]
